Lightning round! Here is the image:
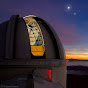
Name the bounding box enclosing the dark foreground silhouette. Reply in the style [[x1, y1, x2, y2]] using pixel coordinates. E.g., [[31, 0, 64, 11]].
[[67, 66, 88, 88]]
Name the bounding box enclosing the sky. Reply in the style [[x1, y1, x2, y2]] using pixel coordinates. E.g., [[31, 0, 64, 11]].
[[0, 0, 88, 60]]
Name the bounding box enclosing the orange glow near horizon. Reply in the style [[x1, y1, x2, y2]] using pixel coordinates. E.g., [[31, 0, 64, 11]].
[[66, 54, 88, 60]]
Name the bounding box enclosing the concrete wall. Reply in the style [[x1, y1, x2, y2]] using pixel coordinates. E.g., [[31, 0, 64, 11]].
[[33, 64, 67, 88], [52, 65, 67, 88]]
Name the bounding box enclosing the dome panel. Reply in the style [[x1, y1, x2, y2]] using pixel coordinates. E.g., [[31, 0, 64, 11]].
[[33, 17, 65, 59]]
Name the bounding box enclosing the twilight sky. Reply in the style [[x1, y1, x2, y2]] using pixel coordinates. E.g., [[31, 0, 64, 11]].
[[0, 0, 88, 60]]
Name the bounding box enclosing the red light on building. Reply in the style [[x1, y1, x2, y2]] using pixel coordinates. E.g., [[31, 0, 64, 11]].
[[47, 70, 51, 81]]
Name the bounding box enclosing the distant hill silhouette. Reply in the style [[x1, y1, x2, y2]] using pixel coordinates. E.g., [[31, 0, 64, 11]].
[[67, 66, 88, 71], [66, 58, 88, 62]]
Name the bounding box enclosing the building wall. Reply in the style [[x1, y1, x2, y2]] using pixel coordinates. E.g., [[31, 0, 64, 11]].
[[52, 65, 67, 88]]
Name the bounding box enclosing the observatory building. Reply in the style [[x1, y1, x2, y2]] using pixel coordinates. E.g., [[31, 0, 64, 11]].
[[0, 15, 67, 88]]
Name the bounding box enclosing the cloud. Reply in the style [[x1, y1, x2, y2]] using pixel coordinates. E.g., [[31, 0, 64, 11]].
[[65, 45, 88, 59], [66, 53, 88, 59], [66, 50, 88, 54], [49, 19, 87, 46]]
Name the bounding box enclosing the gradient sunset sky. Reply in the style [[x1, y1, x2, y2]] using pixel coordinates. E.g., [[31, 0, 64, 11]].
[[0, 0, 88, 60]]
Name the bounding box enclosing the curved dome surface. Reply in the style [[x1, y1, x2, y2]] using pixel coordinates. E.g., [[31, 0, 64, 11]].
[[0, 15, 65, 60], [23, 15, 65, 60]]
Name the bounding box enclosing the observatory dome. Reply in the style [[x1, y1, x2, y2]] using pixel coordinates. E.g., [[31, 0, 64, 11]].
[[0, 15, 65, 63], [0, 15, 67, 88]]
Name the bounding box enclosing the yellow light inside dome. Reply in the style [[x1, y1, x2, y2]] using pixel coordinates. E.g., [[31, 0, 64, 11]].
[[23, 16, 45, 56]]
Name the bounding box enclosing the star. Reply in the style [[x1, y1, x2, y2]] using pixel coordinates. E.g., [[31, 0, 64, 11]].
[[67, 6, 71, 10], [74, 13, 76, 15], [66, 4, 72, 11]]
